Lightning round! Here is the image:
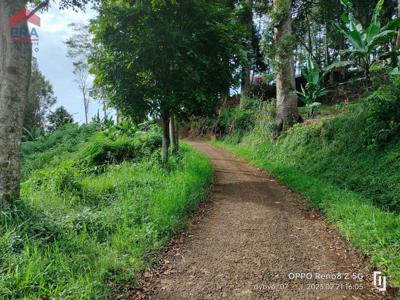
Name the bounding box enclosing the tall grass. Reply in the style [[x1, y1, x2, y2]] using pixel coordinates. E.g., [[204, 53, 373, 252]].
[[0, 125, 212, 299]]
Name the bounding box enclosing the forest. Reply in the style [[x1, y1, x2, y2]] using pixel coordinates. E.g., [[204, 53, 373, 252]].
[[1, 0, 400, 299]]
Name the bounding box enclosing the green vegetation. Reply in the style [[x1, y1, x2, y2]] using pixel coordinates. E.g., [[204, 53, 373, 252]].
[[2, 0, 400, 298], [0, 124, 212, 299], [213, 78, 400, 288], [335, 0, 400, 81], [91, 0, 243, 161]]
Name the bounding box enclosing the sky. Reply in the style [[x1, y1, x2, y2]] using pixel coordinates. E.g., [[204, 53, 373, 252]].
[[33, 5, 102, 124]]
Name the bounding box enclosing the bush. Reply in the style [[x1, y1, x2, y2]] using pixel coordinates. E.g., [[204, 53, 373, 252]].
[[79, 132, 162, 173], [80, 134, 141, 167], [363, 86, 400, 148], [218, 97, 260, 140], [21, 123, 98, 179]]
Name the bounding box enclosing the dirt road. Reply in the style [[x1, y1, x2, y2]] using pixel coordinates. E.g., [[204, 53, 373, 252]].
[[141, 143, 393, 300]]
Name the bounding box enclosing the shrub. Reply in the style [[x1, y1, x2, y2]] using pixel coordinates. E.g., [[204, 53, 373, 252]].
[[363, 86, 400, 148], [218, 97, 260, 140], [77, 129, 161, 173], [21, 124, 98, 179]]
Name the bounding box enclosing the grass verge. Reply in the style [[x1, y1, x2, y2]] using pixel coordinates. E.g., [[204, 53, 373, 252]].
[[214, 141, 400, 290]]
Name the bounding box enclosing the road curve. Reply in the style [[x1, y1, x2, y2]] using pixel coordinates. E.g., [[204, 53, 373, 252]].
[[143, 143, 392, 300]]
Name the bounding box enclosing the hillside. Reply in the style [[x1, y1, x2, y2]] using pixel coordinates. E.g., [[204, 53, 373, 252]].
[[0, 123, 212, 299], [210, 79, 400, 290]]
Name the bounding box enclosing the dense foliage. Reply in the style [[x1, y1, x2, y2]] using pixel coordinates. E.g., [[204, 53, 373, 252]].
[[91, 0, 243, 122], [335, 0, 400, 80]]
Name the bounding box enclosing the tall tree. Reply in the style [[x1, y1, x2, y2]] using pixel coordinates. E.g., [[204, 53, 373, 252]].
[[65, 23, 93, 124], [0, 0, 96, 210], [91, 0, 242, 162], [273, 0, 299, 130], [23, 58, 57, 132]]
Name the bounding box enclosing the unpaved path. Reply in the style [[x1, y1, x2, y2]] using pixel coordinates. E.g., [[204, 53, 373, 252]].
[[141, 143, 393, 300]]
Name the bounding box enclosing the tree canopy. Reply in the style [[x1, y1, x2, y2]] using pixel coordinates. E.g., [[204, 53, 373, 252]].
[[91, 0, 244, 123]]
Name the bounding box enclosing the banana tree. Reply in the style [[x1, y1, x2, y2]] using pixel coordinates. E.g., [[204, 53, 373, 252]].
[[335, 0, 400, 82], [297, 58, 350, 117], [297, 58, 327, 117]]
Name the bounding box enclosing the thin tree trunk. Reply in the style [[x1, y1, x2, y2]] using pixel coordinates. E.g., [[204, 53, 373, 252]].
[[241, 67, 252, 100], [116, 109, 120, 124], [83, 94, 88, 124], [169, 116, 174, 147], [161, 115, 170, 162], [102, 101, 107, 120], [307, 15, 313, 58], [169, 114, 178, 154], [174, 118, 179, 152], [396, 0, 400, 52], [240, 0, 253, 103], [324, 23, 330, 67], [0, 0, 31, 209], [273, 0, 299, 130]]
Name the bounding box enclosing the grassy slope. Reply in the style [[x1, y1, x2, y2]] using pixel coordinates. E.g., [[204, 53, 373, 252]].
[[214, 97, 400, 289], [0, 125, 212, 299]]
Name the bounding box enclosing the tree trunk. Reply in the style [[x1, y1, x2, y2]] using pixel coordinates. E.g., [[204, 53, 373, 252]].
[[161, 115, 170, 162], [396, 0, 400, 54], [0, 0, 31, 210], [169, 114, 179, 154], [116, 109, 120, 124], [324, 22, 330, 67], [83, 93, 88, 124], [174, 118, 179, 152], [273, 0, 299, 130], [396, 0, 400, 47], [240, 0, 253, 103], [241, 66, 251, 100], [102, 101, 107, 120], [307, 14, 313, 58]]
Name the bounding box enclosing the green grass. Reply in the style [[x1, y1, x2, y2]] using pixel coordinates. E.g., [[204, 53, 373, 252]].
[[0, 125, 212, 299], [207, 77, 400, 291], [213, 97, 400, 289], [215, 141, 400, 288]]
